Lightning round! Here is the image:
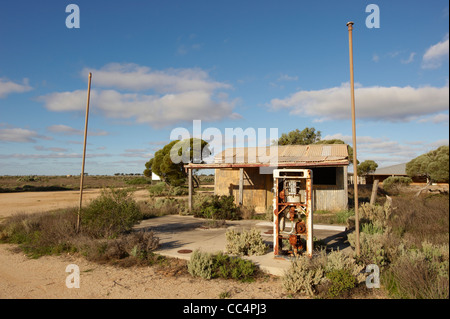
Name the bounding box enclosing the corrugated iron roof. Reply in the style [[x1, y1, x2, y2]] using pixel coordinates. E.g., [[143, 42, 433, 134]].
[[214, 144, 349, 165], [369, 163, 407, 176]]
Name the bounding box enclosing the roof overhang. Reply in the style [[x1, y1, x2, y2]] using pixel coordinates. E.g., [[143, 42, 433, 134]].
[[185, 160, 349, 171]]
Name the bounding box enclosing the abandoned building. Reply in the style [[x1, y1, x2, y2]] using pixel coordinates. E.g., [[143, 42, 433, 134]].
[[185, 144, 350, 213], [365, 162, 427, 185]]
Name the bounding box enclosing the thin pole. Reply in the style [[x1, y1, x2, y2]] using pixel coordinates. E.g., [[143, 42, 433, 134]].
[[77, 72, 92, 233], [347, 22, 360, 256]]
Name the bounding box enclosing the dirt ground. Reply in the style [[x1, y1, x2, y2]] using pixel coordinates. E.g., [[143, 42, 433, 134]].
[[0, 189, 287, 299], [0, 188, 150, 219]]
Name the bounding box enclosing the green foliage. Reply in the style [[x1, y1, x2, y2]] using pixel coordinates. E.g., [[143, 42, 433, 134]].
[[147, 182, 167, 196], [282, 255, 327, 296], [406, 145, 449, 183], [357, 160, 378, 176], [383, 242, 449, 299], [348, 231, 389, 268], [147, 182, 188, 197], [125, 177, 152, 185], [382, 176, 412, 193], [325, 250, 366, 284], [187, 250, 257, 282], [326, 269, 357, 297], [81, 188, 143, 238], [144, 138, 211, 186], [193, 195, 241, 220], [225, 228, 268, 256], [276, 127, 321, 145]]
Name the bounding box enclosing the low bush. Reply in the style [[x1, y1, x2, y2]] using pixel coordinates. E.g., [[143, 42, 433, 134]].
[[326, 269, 357, 298], [148, 182, 167, 196], [382, 176, 412, 194], [139, 197, 187, 219], [147, 182, 188, 196], [282, 255, 327, 297], [383, 242, 449, 299], [187, 250, 257, 282], [225, 228, 268, 256], [125, 177, 152, 185], [193, 195, 241, 220], [81, 188, 143, 238]]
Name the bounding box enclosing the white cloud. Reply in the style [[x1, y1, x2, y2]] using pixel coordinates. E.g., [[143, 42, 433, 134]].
[[417, 113, 449, 124], [40, 64, 238, 128], [0, 126, 50, 143], [269, 83, 449, 122], [401, 52, 416, 64], [322, 133, 447, 167], [47, 124, 83, 135], [422, 34, 449, 69], [0, 78, 33, 98], [277, 74, 298, 82], [81, 63, 230, 93], [47, 124, 109, 136], [34, 145, 69, 152]]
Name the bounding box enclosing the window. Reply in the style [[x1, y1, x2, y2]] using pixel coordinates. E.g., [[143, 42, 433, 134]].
[[312, 167, 336, 185]]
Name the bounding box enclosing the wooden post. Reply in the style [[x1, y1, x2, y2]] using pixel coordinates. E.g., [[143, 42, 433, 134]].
[[77, 72, 92, 233], [239, 168, 244, 206], [347, 21, 360, 256], [188, 168, 193, 213], [370, 179, 379, 205]]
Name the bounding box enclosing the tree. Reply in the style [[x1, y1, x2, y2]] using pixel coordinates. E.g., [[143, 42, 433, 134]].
[[406, 146, 449, 184], [274, 128, 358, 164], [357, 160, 378, 176], [144, 138, 210, 187], [276, 127, 321, 145]]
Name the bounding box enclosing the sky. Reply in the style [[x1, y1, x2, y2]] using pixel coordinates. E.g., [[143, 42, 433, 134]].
[[0, 0, 448, 176]]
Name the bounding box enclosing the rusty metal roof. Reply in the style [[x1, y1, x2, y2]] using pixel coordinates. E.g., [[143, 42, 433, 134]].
[[212, 144, 349, 166]]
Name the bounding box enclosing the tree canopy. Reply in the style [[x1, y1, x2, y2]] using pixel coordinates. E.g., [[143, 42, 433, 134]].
[[357, 160, 378, 176], [144, 138, 210, 186], [406, 145, 449, 183], [275, 128, 358, 164], [275, 127, 321, 145]]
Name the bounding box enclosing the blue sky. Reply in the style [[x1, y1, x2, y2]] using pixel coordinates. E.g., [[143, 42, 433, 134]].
[[0, 0, 448, 175]]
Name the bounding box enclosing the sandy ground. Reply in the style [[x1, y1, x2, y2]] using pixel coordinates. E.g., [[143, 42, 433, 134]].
[[0, 244, 286, 299], [0, 189, 287, 299], [0, 188, 151, 219]]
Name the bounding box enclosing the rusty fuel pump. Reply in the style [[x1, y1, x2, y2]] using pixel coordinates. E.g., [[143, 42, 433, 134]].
[[273, 169, 313, 258]]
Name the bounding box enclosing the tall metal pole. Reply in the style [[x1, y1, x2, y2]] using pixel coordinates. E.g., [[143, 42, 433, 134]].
[[77, 72, 92, 233], [347, 22, 360, 256]]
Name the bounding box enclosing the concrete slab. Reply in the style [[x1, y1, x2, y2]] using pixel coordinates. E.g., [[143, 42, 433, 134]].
[[134, 215, 352, 276]]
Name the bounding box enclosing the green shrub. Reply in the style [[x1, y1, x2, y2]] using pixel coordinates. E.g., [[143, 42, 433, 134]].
[[193, 195, 241, 220], [336, 209, 354, 224], [188, 250, 214, 279], [169, 186, 188, 196], [225, 228, 268, 256], [325, 250, 366, 284], [326, 269, 357, 297], [148, 182, 167, 196], [187, 250, 257, 282], [282, 255, 327, 296], [383, 176, 412, 193], [81, 188, 143, 238], [125, 177, 151, 185], [383, 242, 449, 299], [348, 231, 389, 267]]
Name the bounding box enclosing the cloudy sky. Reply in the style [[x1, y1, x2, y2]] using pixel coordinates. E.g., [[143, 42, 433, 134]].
[[0, 0, 448, 175]]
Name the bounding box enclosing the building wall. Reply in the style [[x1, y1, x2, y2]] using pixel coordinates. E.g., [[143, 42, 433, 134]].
[[215, 166, 348, 213]]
